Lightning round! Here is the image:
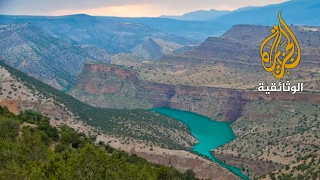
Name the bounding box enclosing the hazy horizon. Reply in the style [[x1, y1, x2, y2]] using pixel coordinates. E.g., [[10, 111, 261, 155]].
[[0, 0, 288, 17]]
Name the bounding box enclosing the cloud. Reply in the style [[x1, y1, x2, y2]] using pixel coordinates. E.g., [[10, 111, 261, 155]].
[[50, 4, 167, 17]]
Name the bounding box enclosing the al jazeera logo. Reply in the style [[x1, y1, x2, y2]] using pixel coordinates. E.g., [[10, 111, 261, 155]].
[[258, 11, 303, 95]]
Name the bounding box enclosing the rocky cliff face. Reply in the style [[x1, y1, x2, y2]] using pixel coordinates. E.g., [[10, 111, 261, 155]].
[[0, 99, 22, 115], [70, 63, 320, 122], [78, 63, 139, 94]]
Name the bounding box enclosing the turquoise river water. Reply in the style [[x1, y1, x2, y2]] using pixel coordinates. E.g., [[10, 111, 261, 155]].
[[152, 108, 250, 180]]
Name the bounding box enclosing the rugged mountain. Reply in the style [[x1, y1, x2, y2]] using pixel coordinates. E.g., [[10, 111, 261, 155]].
[[212, 0, 320, 26], [70, 24, 320, 118], [183, 24, 320, 66], [0, 61, 240, 179], [146, 25, 320, 91], [161, 9, 231, 21], [0, 14, 191, 89], [0, 14, 191, 54], [0, 23, 111, 90]]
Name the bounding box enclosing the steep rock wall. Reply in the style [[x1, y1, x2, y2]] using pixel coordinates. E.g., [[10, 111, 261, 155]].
[[71, 63, 320, 122]]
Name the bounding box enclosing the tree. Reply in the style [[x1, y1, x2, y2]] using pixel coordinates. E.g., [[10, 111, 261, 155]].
[[185, 169, 197, 180]]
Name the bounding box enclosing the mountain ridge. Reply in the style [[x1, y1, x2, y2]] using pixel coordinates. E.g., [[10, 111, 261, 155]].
[[159, 0, 319, 26], [211, 0, 320, 26], [161, 9, 231, 21], [0, 15, 191, 89]]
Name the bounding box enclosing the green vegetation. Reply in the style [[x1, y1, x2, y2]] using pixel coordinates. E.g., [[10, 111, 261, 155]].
[[0, 106, 197, 180], [265, 154, 320, 180], [0, 62, 195, 150], [214, 100, 320, 179]]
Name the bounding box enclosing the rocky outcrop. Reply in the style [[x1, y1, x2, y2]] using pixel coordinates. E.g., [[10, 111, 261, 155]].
[[82, 63, 139, 81], [0, 98, 22, 115], [71, 63, 320, 122], [78, 63, 139, 95]]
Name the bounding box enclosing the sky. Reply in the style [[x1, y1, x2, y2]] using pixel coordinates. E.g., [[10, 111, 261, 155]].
[[0, 0, 288, 17]]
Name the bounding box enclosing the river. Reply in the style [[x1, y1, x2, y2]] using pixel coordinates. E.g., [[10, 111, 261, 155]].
[[152, 108, 251, 180]]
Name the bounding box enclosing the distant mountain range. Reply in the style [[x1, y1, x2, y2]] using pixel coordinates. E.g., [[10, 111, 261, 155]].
[[0, 14, 190, 54], [1, 0, 317, 46], [161, 9, 231, 21], [100, 17, 229, 42], [161, 0, 319, 26], [159, 7, 257, 21], [211, 0, 320, 26], [104, 0, 319, 42]]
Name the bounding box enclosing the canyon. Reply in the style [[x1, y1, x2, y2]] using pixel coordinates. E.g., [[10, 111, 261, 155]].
[[1, 18, 319, 178], [70, 62, 320, 179], [70, 62, 320, 122], [0, 62, 243, 179], [1, 4, 320, 178]]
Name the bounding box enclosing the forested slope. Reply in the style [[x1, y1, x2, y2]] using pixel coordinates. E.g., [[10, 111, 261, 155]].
[[0, 106, 197, 180]]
